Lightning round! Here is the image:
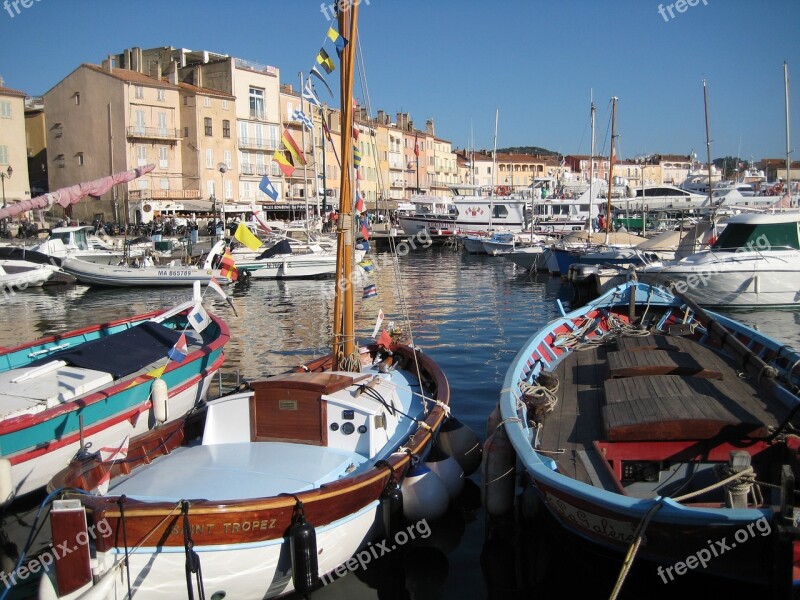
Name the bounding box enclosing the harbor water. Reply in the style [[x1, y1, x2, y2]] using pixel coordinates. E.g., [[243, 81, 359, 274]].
[[2, 245, 799, 599]]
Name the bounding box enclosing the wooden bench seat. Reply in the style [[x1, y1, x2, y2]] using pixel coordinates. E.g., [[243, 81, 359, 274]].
[[602, 375, 769, 441], [606, 349, 723, 379]]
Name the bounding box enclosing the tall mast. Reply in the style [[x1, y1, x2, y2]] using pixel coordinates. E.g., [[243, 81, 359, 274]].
[[589, 92, 595, 229], [605, 97, 617, 244], [299, 71, 310, 235], [703, 80, 713, 213], [784, 62, 791, 201], [490, 108, 498, 229], [332, 2, 359, 369]]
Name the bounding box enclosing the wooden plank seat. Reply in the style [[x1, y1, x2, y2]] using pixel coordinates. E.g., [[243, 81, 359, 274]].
[[606, 348, 724, 379], [602, 375, 770, 441]]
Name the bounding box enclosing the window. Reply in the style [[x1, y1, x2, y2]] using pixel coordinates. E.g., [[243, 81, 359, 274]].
[[203, 96, 211, 108], [157, 89, 166, 101], [0, 146, 7, 164], [224, 180, 233, 200], [207, 180, 215, 198], [183, 126, 189, 138], [204, 117, 212, 136], [74, 93, 81, 106], [160, 178, 170, 191], [254, 123, 263, 146], [158, 146, 169, 169], [136, 145, 147, 167], [183, 96, 188, 106], [157, 112, 167, 135], [223, 150, 232, 170], [222, 100, 229, 110], [242, 181, 252, 199], [222, 119, 230, 138], [134, 85, 144, 99], [76, 152, 84, 166], [135, 110, 145, 134], [239, 122, 248, 142], [0, 101, 10, 118], [138, 178, 149, 190], [205, 149, 214, 169], [249, 87, 265, 120]]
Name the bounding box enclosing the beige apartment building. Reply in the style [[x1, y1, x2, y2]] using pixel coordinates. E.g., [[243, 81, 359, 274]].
[[0, 84, 32, 210], [24, 96, 47, 196], [44, 62, 185, 224]]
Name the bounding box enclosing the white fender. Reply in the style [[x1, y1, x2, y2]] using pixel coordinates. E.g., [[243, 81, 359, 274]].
[[437, 417, 482, 476], [151, 378, 169, 423], [0, 458, 12, 505], [424, 446, 464, 499], [400, 462, 449, 522]]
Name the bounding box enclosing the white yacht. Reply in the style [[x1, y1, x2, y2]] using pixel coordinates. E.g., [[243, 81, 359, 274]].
[[639, 211, 800, 306], [32, 226, 142, 264]]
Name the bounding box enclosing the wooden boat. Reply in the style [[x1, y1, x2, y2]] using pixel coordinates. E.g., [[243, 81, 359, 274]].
[[0, 283, 230, 504], [39, 7, 456, 600], [494, 278, 800, 592]]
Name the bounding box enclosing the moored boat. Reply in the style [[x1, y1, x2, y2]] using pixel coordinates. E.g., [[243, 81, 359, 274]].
[[496, 279, 800, 591], [0, 282, 230, 504]]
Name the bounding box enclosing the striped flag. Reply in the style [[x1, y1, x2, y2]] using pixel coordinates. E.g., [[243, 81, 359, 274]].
[[362, 283, 377, 299], [302, 78, 321, 107], [273, 150, 295, 177], [207, 277, 228, 300], [309, 66, 334, 97], [282, 130, 307, 166], [353, 147, 362, 168], [355, 192, 365, 213]]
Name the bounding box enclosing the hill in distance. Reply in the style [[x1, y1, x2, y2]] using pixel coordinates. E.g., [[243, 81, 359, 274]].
[[496, 146, 559, 156]]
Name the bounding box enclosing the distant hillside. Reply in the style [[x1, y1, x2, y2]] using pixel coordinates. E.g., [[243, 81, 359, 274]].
[[496, 146, 559, 156]]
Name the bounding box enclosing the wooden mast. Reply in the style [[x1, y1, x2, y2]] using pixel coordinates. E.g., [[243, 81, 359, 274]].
[[605, 96, 617, 242], [332, 2, 359, 370]]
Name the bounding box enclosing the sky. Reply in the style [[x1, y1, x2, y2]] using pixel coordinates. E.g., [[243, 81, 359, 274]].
[[1, 0, 799, 162]]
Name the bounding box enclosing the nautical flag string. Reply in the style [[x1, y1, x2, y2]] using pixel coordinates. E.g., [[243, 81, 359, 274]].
[[326, 26, 349, 57], [188, 303, 211, 333], [219, 249, 239, 282], [309, 66, 334, 97], [353, 147, 362, 168], [355, 192, 365, 213], [371, 308, 384, 338], [316, 48, 335, 74], [273, 150, 295, 177], [291, 108, 313, 130], [281, 129, 307, 166], [167, 332, 189, 362]]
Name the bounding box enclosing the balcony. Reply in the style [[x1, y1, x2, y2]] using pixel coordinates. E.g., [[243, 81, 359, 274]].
[[238, 137, 278, 151], [240, 164, 269, 176], [126, 127, 182, 141], [129, 189, 202, 200]]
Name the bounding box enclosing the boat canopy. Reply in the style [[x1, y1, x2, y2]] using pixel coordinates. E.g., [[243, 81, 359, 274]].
[[712, 219, 800, 251]]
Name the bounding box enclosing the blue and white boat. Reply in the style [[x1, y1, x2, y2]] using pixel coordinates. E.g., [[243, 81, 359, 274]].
[[495, 280, 800, 589], [0, 284, 230, 504]]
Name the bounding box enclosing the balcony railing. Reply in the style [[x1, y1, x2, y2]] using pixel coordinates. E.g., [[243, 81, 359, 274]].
[[127, 126, 182, 140], [238, 137, 278, 151], [240, 164, 270, 176], [129, 189, 201, 200]]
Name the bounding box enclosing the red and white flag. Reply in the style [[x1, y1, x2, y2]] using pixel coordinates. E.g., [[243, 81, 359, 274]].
[[207, 277, 228, 301], [371, 309, 384, 338], [97, 435, 130, 495]]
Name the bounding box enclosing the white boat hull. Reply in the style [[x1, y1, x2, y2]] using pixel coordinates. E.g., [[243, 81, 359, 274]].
[[640, 249, 800, 306], [62, 258, 230, 287], [502, 246, 548, 270], [238, 253, 338, 279]]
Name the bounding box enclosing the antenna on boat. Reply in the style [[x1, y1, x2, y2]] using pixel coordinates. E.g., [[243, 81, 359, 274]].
[[605, 97, 617, 246], [490, 109, 498, 229], [784, 61, 792, 207], [703, 80, 715, 223], [589, 91, 595, 231]]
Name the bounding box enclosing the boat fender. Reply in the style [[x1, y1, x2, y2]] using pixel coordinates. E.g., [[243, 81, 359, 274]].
[[400, 461, 449, 522], [0, 458, 12, 505], [486, 403, 501, 439], [481, 424, 517, 517], [151, 378, 169, 424], [424, 445, 465, 499], [288, 500, 319, 596], [437, 417, 482, 476], [376, 462, 404, 539]]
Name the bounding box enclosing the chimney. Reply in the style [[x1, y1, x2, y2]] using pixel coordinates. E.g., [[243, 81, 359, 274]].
[[103, 55, 114, 72], [407, 119, 413, 132], [377, 110, 385, 123], [123, 48, 132, 70], [426, 119, 434, 136], [150, 60, 162, 81], [396, 112, 406, 130], [193, 65, 203, 88]]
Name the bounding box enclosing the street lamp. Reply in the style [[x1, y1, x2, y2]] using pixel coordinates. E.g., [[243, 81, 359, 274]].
[[217, 162, 228, 233], [1, 165, 12, 236]]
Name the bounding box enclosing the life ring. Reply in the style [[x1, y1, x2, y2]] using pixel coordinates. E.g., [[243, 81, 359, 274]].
[[494, 186, 510, 196]]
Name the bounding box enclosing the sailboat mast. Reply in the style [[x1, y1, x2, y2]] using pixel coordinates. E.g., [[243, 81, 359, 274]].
[[332, 2, 359, 370], [299, 72, 310, 235], [490, 109, 498, 229], [784, 62, 791, 200], [605, 97, 617, 239], [589, 94, 595, 229], [703, 80, 713, 212]]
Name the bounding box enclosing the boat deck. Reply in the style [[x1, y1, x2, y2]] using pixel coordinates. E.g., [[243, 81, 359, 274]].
[[538, 331, 791, 487], [108, 441, 366, 501]]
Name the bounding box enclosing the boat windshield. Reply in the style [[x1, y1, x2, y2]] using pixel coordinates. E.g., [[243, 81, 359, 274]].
[[711, 221, 800, 251]]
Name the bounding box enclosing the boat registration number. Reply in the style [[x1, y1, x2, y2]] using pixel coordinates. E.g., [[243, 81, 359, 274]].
[[158, 270, 193, 277]]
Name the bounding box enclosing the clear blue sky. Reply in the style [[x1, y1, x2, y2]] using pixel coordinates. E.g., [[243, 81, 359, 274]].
[[1, 0, 798, 161]]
